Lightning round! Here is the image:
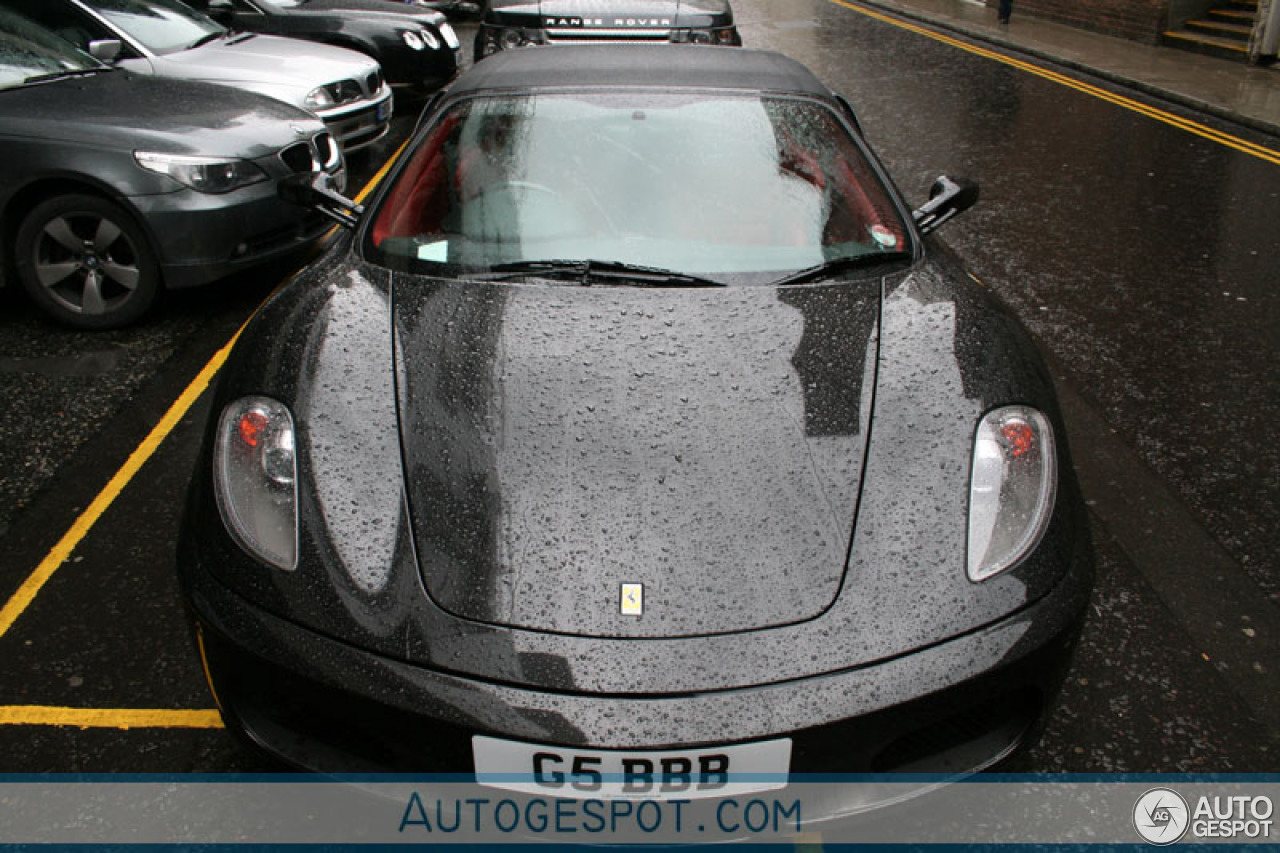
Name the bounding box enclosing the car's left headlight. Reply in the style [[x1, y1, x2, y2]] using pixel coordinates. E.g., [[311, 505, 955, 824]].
[[134, 152, 267, 194], [214, 396, 298, 571], [967, 406, 1057, 582]]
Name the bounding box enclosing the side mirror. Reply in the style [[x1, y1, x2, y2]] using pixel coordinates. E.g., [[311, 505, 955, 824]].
[[87, 39, 122, 63], [912, 176, 979, 235], [205, 0, 236, 26], [279, 172, 364, 229], [834, 94, 864, 138]]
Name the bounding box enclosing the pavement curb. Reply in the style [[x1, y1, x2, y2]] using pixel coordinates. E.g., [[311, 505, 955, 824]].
[[850, 0, 1280, 138]]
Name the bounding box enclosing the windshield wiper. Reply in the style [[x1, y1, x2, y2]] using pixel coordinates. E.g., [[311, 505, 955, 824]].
[[189, 31, 227, 49], [21, 67, 115, 86], [770, 251, 913, 286], [473, 259, 725, 287]]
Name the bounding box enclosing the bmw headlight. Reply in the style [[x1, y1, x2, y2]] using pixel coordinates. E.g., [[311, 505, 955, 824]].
[[214, 396, 298, 571], [967, 406, 1057, 582], [305, 85, 336, 109], [134, 152, 267, 194]]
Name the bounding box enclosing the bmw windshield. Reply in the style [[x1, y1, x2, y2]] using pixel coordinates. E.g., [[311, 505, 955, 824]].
[[366, 91, 912, 284], [83, 0, 225, 55]]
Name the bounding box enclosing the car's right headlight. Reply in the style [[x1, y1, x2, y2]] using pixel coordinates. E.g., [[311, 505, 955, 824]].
[[967, 406, 1057, 582], [214, 396, 298, 571], [134, 152, 267, 194]]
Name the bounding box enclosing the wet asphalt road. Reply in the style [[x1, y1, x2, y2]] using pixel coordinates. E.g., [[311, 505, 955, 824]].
[[0, 1, 1277, 774]]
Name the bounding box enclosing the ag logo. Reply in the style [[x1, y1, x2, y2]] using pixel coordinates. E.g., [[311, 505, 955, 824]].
[[1134, 788, 1190, 845]]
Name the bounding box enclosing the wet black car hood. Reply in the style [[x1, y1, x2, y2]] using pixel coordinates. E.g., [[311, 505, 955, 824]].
[[189, 243, 1085, 693], [270, 0, 443, 24], [0, 70, 317, 158], [393, 276, 877, 638]]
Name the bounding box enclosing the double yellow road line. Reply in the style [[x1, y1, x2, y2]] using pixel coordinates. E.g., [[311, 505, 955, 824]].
[[830, 0, 1280, 165]]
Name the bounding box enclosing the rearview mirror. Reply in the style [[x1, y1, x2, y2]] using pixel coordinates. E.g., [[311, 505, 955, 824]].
[[912, 176, 979, 235], [278, 172, 364, 229]]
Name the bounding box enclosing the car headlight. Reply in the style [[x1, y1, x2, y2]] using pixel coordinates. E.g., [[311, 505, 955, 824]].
[[673, 28, 737, 44], [402, 28, 439, 50], [134, 152, 267, 194], [437, 21, 460, 49], [305, 85, 336, 109], [967, 406, 1057, 582], [214, 396, 298, 571], [498, 27, 528, 49]]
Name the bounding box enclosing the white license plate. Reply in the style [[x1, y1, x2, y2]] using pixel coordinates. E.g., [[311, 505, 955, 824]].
[[473, 735, 791, 800]]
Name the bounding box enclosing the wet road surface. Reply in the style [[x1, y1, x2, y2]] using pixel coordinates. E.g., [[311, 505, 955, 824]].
[[0, 4, 1276, 774]]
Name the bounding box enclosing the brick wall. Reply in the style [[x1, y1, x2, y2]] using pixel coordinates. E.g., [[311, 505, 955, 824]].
[[990, 0, 1169, 42]]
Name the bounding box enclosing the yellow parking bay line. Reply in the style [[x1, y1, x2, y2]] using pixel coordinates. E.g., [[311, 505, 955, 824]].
[[0, 706, 222, 730], [0, 141, 408, 642], [829, 0, 1280, 166], [0, 331, 242, 640]]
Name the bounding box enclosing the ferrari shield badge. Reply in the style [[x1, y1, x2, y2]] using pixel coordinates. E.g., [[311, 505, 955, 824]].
[[620, 583, 643, 616]]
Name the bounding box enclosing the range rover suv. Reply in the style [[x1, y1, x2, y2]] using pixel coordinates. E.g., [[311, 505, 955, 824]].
[[475, 0, 740, 60]]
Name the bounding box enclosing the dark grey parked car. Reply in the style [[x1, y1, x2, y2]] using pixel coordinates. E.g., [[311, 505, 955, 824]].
[[0, 9, 344, 328], [180, 46, 1093, 817]]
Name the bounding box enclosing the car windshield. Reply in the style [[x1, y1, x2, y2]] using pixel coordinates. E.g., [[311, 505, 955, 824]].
[[0, 8, 104, 91], [366, 91, 911, 284], [82, 0, 224, 55]]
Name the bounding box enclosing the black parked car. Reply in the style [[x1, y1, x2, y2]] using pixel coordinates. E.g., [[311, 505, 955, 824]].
[[0, 9, 344, 328], [475, 0, 740, 60], [187, 0, 460, 93], [180, 46, 1093, 818]]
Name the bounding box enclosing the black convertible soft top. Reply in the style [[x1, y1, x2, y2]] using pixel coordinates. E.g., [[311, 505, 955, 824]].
[[449, 44, 835, 98]]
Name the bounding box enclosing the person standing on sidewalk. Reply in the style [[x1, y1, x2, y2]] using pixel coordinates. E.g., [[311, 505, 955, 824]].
[[998, 0, 1011, 23]]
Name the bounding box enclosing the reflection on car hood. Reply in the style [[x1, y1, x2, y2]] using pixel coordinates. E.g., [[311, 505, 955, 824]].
[[154, 33, 379, 91], [393, 277, 879, 639], [292, 0, 446, 23], [0, 71, 322, 158]]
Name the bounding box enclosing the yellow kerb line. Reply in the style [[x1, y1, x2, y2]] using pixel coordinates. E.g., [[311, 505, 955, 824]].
[[829, 0, 1280, 166], [0, 139, 410, 641], [0, 706, 223, 730]]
